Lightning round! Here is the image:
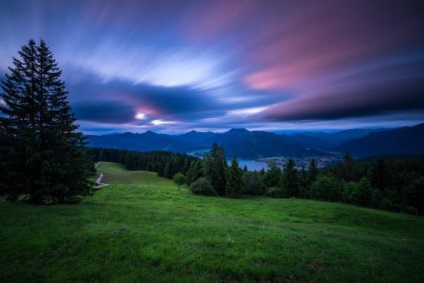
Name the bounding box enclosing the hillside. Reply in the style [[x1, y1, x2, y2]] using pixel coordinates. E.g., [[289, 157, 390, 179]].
[[1, 162, 423, 282], [334, 123, 424, 157]]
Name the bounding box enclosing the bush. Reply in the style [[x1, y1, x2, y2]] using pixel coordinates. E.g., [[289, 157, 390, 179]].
[[266, 187, 283, 198], [342, 181, 358, 204], [173, 172, 186, 190], [353, 177, 377, 207], [310, 175, 344, 202], [189, 178, 217, 196], [243, 171, 266, 195]]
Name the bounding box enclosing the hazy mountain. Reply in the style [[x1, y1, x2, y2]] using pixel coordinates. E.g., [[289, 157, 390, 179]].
[[86, 124, 424, 158], [288, 128, 385, 149], [86, 128, 327, 158], [175, 130, 216, 148], [87, 131, 195, 152], [333, 123, 424, 157], [214, 129, 325, 158], [288, 134, 336, 149]]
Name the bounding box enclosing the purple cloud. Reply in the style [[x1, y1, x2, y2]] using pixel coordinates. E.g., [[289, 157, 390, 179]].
[[0, 0, 423, 133]]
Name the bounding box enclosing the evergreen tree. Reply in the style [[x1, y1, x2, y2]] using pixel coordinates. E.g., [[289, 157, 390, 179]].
[[0, 39, 95, 203], [263, 161, 281, 188], [298, 166, 309, 198], [186, 159, 204, 185], [243, 171, 266, 195], [280, 159, 299, 197], [307, 158, 319, 185], [203, 143, 227, 195], [353, 177, 376, 207], [163, 162, 171, 178], [310, 175, 344, 202], [338, 153, 356, 181], [226, 157, 243, 197], [369, 159, 390, 191]]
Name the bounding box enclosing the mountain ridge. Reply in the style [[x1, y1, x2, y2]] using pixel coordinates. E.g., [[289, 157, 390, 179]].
[[333, 123, 424, 157], [85, 124, 424, 158]]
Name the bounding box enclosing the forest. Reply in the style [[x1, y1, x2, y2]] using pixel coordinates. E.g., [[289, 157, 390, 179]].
[[88, 146, 424, 215]]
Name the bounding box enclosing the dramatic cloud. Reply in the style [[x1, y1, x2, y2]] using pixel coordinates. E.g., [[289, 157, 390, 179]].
[[72, 101, 136, 124], [0, 0, 423, 133], [260, 56, 424, 121]]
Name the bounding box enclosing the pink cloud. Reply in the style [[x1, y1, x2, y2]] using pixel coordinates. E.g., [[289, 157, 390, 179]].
[[242, 1, 421, 92], [180, 0, 256, 42], [258, 73, 424, 121]]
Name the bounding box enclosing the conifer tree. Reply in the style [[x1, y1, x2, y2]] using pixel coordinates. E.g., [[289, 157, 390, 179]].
[[338, 153, 356, 181], [226, 157, 243, 197], [186, 159, 204, 185], [280, 158, 299, 197], [263, 161, 281, 188], [307, 158, 318, 186], [204, 142, 227, 195], [0, 39, 95, 203]]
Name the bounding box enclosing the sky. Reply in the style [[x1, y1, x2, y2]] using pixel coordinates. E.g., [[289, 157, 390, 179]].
[[0, 0, 423, 134]]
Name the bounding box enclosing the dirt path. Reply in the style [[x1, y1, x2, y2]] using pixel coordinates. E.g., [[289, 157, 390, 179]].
[[94, 162, 108, 189]]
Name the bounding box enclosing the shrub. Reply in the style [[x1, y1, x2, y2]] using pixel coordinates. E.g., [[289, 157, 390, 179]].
[[173, 172, 186, 190], [353, 177, 377, 207], [310, 175, 344, 202], [189, 178, 217, 196], [243, 171, 266, 195], [266, 187, 283, 198], [263, 161, 281, 188]]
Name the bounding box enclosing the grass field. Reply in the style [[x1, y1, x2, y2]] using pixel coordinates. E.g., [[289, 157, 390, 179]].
[[1, 162, 423, 282]]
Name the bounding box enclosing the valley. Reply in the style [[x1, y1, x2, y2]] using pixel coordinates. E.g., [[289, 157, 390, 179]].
[[86, 123, 424, 161]]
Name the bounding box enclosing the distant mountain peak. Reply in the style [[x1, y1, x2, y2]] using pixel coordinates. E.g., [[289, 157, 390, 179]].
[[333, 123, 424, 157], [143, 130, 157, 135], [85, 123, 424, 159], [228, 128, 250, 133]]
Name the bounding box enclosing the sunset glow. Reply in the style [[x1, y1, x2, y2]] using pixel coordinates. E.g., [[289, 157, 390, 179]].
[[0, 0, 423, 134]]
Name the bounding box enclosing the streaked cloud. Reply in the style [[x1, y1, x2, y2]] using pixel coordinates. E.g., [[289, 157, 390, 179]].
[[0, 0, 423, 133]]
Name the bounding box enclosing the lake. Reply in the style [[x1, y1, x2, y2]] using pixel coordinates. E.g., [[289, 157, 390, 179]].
[[228, 159, 268, 171]]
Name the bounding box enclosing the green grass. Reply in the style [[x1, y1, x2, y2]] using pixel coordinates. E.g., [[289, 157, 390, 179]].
[[96, 162, 171, 185], [1, 162, 423, 282]]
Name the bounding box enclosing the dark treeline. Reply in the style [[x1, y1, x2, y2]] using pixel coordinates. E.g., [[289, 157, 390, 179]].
[[88, 145, 423, 216], [88, 148, 197, 179], [319, 154, 424, 214], [184, 146, 424, 215], [257, 154, 424, 215]]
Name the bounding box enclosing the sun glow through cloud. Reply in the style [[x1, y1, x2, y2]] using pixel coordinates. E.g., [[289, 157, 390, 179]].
[[135, 112, 146, 120], [151, 119, 177, 126], [227, 107, 268, 116]]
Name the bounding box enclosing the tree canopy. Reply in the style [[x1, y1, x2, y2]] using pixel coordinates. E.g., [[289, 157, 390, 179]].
[[0, 39, 94, 203]]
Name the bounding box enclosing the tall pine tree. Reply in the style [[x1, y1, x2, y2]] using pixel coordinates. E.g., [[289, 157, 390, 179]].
[[0, 39, 95, 203], [307, 158, 318, 186], [226, 157, 243, 197], [203, 142, 227, 195], [280, 158, 299, 197]]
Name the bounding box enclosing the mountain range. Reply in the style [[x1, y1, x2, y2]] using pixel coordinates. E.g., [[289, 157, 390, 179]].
[[86, 123, 424, 159]]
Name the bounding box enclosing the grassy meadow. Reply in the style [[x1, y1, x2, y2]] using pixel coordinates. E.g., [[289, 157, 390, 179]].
[[1, 162, 423, 282]]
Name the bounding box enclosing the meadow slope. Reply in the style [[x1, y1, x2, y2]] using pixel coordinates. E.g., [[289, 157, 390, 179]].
[[1, 162, 423, 282]]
